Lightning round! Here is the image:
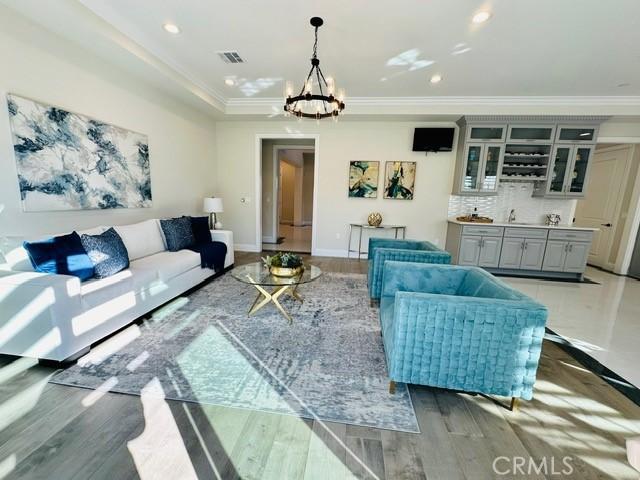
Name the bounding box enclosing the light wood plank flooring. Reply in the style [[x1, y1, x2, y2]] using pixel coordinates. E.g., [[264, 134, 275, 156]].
[[0, 252, 638, 479]]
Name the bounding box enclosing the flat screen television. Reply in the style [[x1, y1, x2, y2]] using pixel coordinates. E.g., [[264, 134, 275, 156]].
[[412, 128, 455, 152]]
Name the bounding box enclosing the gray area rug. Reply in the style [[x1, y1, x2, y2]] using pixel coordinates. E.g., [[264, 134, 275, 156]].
[[51, 272, 420, 433]]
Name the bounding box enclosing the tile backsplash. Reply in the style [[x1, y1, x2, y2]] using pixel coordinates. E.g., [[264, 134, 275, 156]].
[[448, 183, 577, 225]]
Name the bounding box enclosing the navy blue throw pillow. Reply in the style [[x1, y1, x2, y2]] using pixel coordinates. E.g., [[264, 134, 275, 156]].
[[81, 228, 130, 279], [190, 216, 212, 245], [23, 231, 94, 281], [160, 217, 195, 252]]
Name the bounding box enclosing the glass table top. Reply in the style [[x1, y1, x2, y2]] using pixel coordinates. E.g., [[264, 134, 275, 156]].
[[230, 262, 322, 286]]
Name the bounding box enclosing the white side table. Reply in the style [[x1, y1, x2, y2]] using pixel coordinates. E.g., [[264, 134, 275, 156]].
[[211, 230, 234, 267], [347, 223, 407, 259]]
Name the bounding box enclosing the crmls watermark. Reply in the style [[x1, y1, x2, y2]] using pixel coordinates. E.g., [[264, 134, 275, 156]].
[[492, 456, 574, 476]]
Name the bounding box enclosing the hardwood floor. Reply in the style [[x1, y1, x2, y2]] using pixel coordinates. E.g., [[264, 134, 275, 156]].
[[0, 252, 638, 479]]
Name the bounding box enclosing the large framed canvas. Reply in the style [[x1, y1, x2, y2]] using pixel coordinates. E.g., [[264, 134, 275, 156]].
[[348, 161, 379, 198], [384, 161, 416, 200], [7, 94, 151, 211]]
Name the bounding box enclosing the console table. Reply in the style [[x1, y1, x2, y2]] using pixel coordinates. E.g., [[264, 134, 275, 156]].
[[348, 223, 407, 258]]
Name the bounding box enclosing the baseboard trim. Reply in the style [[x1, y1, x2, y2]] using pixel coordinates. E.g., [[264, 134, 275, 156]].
[[312, 248, 349, 258], [235, 243, 261, 252]]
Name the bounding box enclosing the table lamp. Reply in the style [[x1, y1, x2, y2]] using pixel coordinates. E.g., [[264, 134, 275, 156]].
[[203, 197, 224, 229]]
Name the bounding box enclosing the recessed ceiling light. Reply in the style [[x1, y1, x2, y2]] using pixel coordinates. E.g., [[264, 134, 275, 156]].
[[225, 78, 235, 86], [162, 23, 181, 34], [430, 74, 442, 84], [472, 11, 492, 24]]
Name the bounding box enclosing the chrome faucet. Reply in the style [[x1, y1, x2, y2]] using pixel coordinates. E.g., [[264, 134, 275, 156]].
[[508, 209, 516, 223]]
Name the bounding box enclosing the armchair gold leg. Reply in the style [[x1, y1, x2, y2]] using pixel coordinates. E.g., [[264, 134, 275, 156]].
[[388, 381, 396, 395], [510, 397, 520, 412]]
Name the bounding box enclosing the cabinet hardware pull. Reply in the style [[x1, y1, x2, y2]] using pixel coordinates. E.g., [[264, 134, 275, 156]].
[[600, 223, 612, 227], [523, 242, 527, 250], [569, 244, 573, 252]]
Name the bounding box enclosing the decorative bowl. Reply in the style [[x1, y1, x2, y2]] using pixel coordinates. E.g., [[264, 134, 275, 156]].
[[367, 212, 383, 227], [269, 266, 304, 277]]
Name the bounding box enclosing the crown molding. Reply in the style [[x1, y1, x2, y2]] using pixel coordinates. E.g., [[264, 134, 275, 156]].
[[461, 114, 612, 123], [226, 96, 640, 108]]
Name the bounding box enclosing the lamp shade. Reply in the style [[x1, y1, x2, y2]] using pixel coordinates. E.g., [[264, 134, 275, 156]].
[[203, 197, 223, 213]]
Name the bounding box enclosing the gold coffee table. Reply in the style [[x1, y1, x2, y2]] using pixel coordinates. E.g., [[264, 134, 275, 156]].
[[230, 262, 322, 323]]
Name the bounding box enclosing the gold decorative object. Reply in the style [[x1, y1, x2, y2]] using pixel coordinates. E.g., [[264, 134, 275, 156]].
[[269, 266, 304, 277], [368, 212, 383, 227]]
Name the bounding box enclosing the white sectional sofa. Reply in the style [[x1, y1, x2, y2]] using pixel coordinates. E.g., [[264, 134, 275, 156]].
[[0, 219, 234, 361]]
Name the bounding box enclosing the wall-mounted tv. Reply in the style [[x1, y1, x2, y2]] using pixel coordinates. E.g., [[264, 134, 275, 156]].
[[412, 128, 455, 152]]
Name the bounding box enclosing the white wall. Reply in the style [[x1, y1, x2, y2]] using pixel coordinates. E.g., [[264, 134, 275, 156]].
[[0, 7, 217, 237], [215, 121, 457, 255]]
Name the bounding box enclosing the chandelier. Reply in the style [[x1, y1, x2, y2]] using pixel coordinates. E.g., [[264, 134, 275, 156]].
[[284, 17, 345, 120]]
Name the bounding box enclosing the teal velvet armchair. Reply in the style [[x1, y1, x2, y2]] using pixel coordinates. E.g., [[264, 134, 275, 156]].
[[380, 261, 547, 402], [368, 238, 451, 301]]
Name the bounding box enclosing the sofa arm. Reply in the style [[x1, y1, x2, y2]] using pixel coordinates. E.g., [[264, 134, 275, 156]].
[[387, 291, 547, 399], [210, 230, 234, 268], [369, 248, 451, 300], [0, 271, 83, 359]]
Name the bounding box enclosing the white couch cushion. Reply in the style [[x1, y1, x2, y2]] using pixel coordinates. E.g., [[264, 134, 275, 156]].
[[130, 250, 201, 282], [80, 270, 134, 309], [114, 220, 165, 261], [128, 266, 160, 292]]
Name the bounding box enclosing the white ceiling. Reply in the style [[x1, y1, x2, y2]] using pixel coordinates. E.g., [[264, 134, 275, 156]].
[[4, 0, 640, 118], [77, 0, 640, 101]]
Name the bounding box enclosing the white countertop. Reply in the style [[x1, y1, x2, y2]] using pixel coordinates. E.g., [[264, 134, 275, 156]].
[[448, 218, 598, 231]]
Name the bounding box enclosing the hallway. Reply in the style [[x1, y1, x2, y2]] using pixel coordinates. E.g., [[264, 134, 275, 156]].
[[262, 224, 312, 253]]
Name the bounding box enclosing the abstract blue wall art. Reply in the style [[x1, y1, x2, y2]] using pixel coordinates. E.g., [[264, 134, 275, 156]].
[[7, 94, 151, 211]]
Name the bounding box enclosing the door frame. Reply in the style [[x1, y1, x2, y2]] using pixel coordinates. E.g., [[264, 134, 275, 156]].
[[269, 144, 315, 242], [255, 134, 320, 254]]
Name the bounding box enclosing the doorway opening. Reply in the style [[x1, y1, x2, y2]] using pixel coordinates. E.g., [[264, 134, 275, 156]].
[[260, 139, 316, 254]]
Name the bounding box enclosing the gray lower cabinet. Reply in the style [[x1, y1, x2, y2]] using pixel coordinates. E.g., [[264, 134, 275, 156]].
[[541, 241, 566, 271], [542, 240, 590, 272], [446, 222, 593, 278], [564, 242, 590, 272], [459, 236, 502, 267], [520, 239, 547, 270], [478, 237, 502, 268], [458, 236, 481, 265], [499, 238, 524, 269], [499, 237, 546, 270]]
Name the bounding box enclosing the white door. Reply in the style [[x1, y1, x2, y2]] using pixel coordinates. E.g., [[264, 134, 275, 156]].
[[573, 145, 633, 269]]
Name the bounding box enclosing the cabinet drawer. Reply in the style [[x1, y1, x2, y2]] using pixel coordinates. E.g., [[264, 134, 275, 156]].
[[462, 226, 504, 237], [547, 230, 593, 242], [504, 228, 548, 239]]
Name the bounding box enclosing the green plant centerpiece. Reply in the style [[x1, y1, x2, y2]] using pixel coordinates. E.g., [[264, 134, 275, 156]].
[[262, 252, 304, 277]]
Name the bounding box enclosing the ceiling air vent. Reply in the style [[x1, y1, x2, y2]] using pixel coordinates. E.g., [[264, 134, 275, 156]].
[[217, 51, 244, 64]]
